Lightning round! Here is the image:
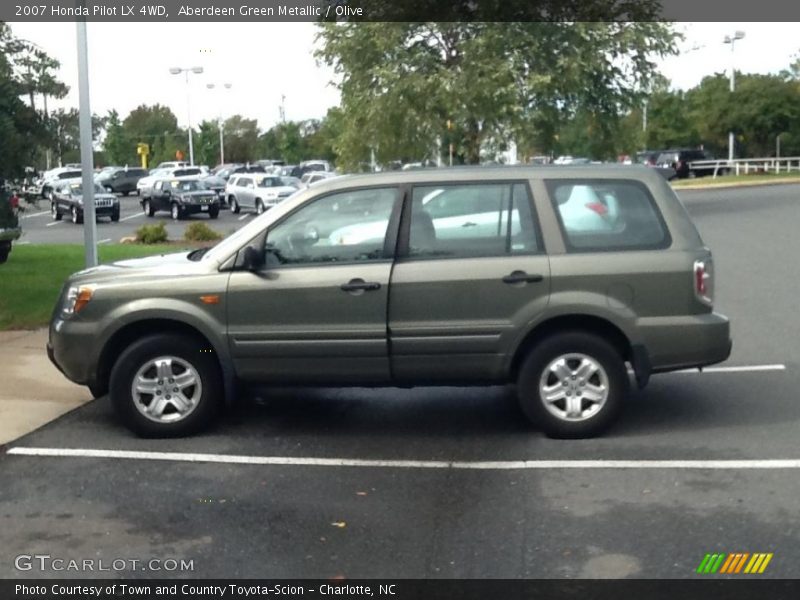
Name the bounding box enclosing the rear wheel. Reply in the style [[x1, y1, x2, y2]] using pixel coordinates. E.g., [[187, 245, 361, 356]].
[[517, 331, 627, 439], [109, 333, 222, 437]]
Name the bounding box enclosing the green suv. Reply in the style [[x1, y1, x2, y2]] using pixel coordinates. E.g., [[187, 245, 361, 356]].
[[48, 166, 731, 438]]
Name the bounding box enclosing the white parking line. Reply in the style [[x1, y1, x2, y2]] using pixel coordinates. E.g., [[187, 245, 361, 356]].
[[238, 214, 251, 221], [8, 447, 800, 470], [21, 210, 50, 219], [98, 238, 111, 244], [45, 221, 63, 227], [675, 364, 786, 374], [120, 213, 143, 222]]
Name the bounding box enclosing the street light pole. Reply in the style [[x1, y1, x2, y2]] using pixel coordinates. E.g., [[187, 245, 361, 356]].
[[76, 19, 97, 267], [723, 31, 745, 163], [207, 83, 232, 166], [170, 66, 204, 166]]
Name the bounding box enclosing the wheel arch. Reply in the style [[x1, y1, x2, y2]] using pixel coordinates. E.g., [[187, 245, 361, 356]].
[[96, 318, 236, 406], [509, 314, 634, 382]]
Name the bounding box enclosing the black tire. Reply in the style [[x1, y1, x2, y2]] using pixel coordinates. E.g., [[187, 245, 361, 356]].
[[51, 202, 62, 221], [121, 190, 129, 197], [71, 206, 83, 224], [517, 331, 627, 439], [87, 382, 108, 399], [230, 197, 240, 214], [143, 199, 155, 217], [255, 199, 265, 215], [111, 208, 120, 222], [0, 243, 9, 264], [209, 207, 219, 219], [171, 202, 182, 220], [109, 333, 222, 437]]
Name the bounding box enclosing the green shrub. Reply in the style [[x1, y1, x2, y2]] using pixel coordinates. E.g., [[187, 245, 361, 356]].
[[184, 221, 222, 242], [135, 222, 168, 244]]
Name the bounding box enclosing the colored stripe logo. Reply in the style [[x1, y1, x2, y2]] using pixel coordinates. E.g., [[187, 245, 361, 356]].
[[696, 552, 773, 574]]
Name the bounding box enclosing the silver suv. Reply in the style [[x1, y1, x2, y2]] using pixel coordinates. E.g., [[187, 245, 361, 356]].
[[48, 166, 731, 439]]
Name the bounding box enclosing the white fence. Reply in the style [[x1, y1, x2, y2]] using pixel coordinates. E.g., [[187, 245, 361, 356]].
[[688, 157, 800, 178]]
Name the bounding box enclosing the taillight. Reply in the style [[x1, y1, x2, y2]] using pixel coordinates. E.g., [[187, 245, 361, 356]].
[[693, 259, 714, 306]]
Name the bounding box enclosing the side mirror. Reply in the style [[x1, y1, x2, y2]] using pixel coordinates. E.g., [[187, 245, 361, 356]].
[[242, 246, 265, 271]]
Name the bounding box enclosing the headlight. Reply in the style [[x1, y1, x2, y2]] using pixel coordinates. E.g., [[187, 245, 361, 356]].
[[61, 285, 96, 317]]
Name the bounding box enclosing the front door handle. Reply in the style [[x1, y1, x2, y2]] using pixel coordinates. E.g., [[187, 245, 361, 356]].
[[341, 278, 382, 293], [502, 271, 544, 285]]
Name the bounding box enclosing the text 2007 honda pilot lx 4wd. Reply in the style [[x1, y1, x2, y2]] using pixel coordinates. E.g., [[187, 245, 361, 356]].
[[48, 165, 731, 439]]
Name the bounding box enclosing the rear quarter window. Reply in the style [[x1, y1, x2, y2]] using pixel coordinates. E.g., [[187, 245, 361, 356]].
[[546, 179, 670, 252]]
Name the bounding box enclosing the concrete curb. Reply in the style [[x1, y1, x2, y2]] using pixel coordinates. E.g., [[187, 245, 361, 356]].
[[0, 329, 91, 445], [673, 178, 800, 192]]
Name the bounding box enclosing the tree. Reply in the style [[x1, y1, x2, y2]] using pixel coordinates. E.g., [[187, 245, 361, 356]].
[[221, 115, 259, 163], [193, 119, 221, 167], [0, 23, 47, 177], [121, 104, 183, 165], [316, 15, 678, 169]]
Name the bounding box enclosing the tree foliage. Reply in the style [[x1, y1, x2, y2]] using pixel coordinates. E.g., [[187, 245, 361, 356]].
[[316, 18, 678, 168]]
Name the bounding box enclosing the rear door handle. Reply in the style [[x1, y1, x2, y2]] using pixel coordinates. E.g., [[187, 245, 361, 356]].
[[502, 271, 544, 285], [341, 278, 382, 293]]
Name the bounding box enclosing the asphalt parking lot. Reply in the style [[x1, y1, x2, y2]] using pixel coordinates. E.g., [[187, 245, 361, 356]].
[[1, 183, 799, 579], [16, 193, 255, 245]]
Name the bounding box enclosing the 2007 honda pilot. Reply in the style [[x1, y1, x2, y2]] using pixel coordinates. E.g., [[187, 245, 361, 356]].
[[48, 166, 731, 438]]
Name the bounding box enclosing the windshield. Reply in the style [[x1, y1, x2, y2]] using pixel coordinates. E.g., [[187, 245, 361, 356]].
[[257, 177, 284, 188], [70, 183, 107, 195], [168, 180, 204, 192]]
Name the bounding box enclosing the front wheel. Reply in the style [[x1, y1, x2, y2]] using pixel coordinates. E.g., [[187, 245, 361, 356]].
[[171, 203, 182, 220], [208, 207, 219, 219], [71, 206, 83, 224], [0, 242, 10, 264], [517, 332, 627, 439], [111, 208, 120, 222], [143, 199, 154, 217], [255, 199, 265, 215], [109, 333, 222, 437], [230, 198, 240, 214], [51, 202, 62, 221]]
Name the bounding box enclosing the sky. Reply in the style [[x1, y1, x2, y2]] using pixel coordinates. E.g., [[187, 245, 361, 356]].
[[8, 22, 799, 132]]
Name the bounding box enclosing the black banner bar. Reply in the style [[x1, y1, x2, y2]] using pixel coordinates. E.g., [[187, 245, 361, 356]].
[[4, 580, 800, 600]]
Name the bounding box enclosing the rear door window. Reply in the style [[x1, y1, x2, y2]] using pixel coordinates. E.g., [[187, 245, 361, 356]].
[[407, 182, 540, 258], [546, 179, 670, 251]]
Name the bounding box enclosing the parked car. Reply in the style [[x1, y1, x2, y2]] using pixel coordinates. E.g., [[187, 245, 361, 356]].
[[140, 177, 220, 220], [0, 185, 21, 264], [279, 176, 303, 189], [139, 167, 203, 199], [95, 167, 147, 195], [200, 174, 228, 206], [225, 174, 297, 214], [635, 150, 663, 166], [50, 179, 120, 224], [48, 165, 731, 439], [300, 171, 338, 187], [40, 168, 83, 199], [657, 149, 719, 179], [154, 161, 189, 170]]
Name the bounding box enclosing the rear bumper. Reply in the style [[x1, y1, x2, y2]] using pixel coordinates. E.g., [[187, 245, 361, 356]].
[[638, 312, 732, 374]]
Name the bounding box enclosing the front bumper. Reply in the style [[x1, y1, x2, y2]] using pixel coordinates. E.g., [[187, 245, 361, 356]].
[[47, 318, 99, 386], [180, 203, 219, 215], [639, 312, 732, 373]]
